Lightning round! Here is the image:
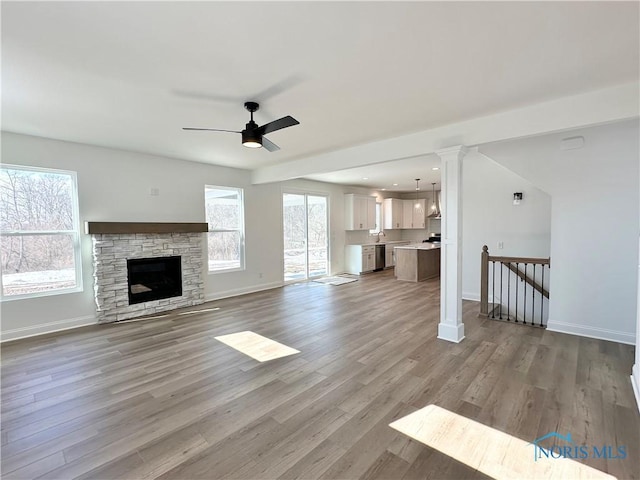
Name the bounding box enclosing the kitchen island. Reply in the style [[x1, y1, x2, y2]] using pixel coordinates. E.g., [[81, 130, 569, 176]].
[[394, 243, 441, 282]]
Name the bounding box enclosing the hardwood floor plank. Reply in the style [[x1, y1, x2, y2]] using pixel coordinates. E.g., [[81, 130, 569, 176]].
[[156, 417, 283, 480], [359, 450, 412, 480], [385, 434, 425, 465], [226, 407, 350, 479], [460, 336, 520, 407], [268, 364, 367, 425], [338, 357, 420, 415], [279, 439, 347, 480], [4, 451, 66, 480], [320, 403, 411, 480], [1, 424, 98, 475]]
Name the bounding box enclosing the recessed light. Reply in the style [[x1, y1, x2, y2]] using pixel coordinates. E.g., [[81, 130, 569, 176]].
[[392, 183, 398, 186], [362, 177, 369, 180], [381, 188, 387, 191], [432, 167, 440, 171]]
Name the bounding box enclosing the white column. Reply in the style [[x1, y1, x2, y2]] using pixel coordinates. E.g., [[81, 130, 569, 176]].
[[633, 240, 640, 413], [632, 155, 640, 413], [436, 146, 467, 343]]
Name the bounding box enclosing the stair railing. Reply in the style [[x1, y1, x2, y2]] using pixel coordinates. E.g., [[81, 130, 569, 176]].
[[480, 245, 550, 327]]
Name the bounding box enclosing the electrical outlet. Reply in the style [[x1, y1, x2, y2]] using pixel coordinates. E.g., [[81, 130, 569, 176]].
[[149, 187, 160, 196], [259, 273, 263, 279], [497, 241, 504, 250]]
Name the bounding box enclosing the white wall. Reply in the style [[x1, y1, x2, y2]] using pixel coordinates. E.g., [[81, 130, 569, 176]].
[[634, 153, 640, 411], [481, 119, 639, 344], [0, 132, 362, 341], [461, 149, 552, 301]]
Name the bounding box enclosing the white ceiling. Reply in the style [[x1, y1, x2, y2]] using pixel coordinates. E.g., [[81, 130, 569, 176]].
[[306, 154, 442, 192], [2, 2, 638, 191]]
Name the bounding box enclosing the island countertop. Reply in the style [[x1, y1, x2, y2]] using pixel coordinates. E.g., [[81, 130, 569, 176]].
[[393, 243, 441, 251]]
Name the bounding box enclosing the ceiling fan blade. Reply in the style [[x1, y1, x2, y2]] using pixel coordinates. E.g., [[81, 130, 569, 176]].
[[257, 116, 299, 136], [182, 128, 240, 133], [261, 136, 280, 152]]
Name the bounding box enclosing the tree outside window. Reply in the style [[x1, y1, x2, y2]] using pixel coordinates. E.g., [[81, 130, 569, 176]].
[[0, 165, 82, 299], [205, 186, 245, 272]]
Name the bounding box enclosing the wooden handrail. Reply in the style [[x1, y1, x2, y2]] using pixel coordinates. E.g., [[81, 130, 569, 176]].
[[503, 262, 549, 299], [480, 245, 550, 319], [487, 255, 550, 266]]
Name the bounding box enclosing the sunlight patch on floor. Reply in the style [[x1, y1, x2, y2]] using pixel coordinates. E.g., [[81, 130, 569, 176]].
[[214, 331, 300, 362], [389, 404, 615, 480]]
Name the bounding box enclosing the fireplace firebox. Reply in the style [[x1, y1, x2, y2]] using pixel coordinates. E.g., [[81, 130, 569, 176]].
[[127, 256, 182, 305]]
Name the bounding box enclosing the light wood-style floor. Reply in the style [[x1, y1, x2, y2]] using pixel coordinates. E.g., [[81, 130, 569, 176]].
[[2, 270, 638, 479]]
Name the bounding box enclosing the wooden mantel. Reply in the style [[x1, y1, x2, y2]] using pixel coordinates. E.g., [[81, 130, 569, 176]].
[[85, 222, 208, 235]]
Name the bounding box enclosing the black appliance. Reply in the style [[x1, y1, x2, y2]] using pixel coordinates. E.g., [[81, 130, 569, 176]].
[[423, 234, 441, 243], [374, 244, 386, 271]]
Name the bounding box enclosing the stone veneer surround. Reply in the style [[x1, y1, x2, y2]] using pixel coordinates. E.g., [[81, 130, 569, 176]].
[[91, 232, 205, 323]]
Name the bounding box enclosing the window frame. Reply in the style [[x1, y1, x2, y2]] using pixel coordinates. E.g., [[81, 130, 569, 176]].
[[0, 164, 83, 301], [369, 201, 383, 235], [204, 185, 246, 274]]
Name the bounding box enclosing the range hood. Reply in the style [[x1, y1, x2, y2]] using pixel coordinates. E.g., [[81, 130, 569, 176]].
[[427, 190, 441, 219]]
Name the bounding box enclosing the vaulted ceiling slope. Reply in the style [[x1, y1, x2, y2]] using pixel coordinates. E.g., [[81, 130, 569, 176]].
[[2, 2, 639, 176]]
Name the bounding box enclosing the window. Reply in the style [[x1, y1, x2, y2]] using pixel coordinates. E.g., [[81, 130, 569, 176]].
[[370, 201, 382, 234], [0, 164, 83, 300], [205, 185, 245, 272]]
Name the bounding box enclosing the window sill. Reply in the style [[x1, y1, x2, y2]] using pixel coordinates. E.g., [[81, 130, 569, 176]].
[[208, 267, 245, 275], [1, 285, 84, 302]]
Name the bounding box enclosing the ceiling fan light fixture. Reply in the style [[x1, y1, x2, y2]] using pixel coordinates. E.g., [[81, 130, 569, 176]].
[[242, 130, 262, 149], [183, 101, 298, 153]]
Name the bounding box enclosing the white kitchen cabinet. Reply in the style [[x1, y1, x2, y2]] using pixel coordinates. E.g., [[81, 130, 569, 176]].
[[402, 200, 413, 229], [345, 245, 375, 274], [413, 199, 426, 229], [345, 194, 376, 230], [383, 198, 403, 229], [402, 199, 426, 229]]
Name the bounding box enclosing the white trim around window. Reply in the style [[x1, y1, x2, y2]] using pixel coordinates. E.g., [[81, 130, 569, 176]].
[[0, 164, 83, 301], [204, 185, 246, 274]]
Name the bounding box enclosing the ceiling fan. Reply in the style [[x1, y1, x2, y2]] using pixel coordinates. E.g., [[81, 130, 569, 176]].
[[182, 101, 299, 152]]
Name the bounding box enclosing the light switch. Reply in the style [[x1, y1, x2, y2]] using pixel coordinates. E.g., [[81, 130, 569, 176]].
[[150, 187, 160, 196], [497, 241, 504, 250]]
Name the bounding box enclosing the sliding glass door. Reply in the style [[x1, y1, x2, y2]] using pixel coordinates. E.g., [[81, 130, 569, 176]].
[[283, 193, 328, 282]]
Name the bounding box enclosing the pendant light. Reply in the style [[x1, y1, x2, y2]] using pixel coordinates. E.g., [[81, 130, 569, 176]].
[[431, 183, 437, 212], [414, 179, 421, 210]]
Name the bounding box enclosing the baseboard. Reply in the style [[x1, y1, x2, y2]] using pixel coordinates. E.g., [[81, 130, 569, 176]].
[[462, 292, 499, 304], [205, 281, 284, 302], [2, 282, 285, 343], [546, 320, 636, 345], [1, 315, 97, 343], [631, 364, 640, 414]]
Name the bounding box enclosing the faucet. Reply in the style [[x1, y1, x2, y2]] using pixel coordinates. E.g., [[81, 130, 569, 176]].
[[375, 230, 386, 243]]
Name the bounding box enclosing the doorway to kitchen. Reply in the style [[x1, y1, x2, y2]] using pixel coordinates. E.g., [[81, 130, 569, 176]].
[[283, 192, 328, 282]]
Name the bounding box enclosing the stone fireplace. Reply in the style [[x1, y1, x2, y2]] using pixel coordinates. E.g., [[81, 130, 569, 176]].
[[87, 222, 208, 323]]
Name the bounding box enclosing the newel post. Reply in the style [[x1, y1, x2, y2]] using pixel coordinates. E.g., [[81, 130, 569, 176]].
[[480, 245, 489, 317]]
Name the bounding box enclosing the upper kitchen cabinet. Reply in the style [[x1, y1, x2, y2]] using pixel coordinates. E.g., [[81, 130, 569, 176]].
[[413, 199, 426, 229], [402, 199, 426, 229], [345, 194, 376, 230], [383, 198, 403, 229]]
